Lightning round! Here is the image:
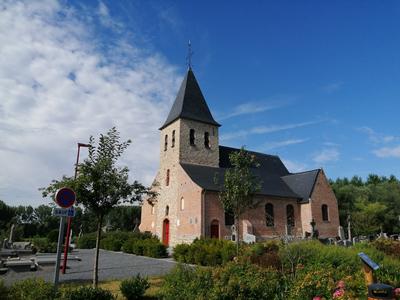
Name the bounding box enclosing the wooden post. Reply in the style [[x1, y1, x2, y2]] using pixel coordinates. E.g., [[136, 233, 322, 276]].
[[362, 263, 375, 286]]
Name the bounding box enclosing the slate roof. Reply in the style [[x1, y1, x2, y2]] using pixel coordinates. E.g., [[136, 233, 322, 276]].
[[281, 170, 321, 203], [159, 68, 220, 130], [180, 146, 321, 201]]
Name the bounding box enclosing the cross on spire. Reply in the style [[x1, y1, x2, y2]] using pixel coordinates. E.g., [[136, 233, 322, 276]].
[[186, 40, 193, 69]]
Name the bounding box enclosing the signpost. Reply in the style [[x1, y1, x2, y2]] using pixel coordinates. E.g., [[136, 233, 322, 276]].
[[53, 188, 76, 291], [53, 207, 76, 217]]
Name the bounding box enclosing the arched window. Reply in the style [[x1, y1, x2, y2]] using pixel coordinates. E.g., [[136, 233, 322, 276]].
[[164, 134, 168, 151], [322, 204, 329, 221], [165, 205, 169, 216], [172, 130, 175, 148], [180, 197, 184, 211], [166, 169, 170, 186], [204, 132, 210, 148], [265, 203, 274, 227], [286, 204, 295, 227], [190, 129, 195, 145]]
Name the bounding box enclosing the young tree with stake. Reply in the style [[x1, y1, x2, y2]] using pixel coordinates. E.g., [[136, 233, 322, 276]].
[[217, 147, 261, 255], [41, 127, 154, 287]]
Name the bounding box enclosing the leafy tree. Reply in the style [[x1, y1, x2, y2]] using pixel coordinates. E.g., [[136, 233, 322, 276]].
[[106, 205, 141, 231], [331, 175, 400, 236], [217, 147, 261, 255], [41, 127, 153, 287], [0, 200, 15, 230]]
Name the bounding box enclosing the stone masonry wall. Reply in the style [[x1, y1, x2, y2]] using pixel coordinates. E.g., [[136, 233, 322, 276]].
[[179, 119, 219, 167]]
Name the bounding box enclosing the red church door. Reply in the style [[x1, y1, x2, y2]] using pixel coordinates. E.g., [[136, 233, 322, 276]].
[[163, 219, 170, 246], [210, 220, 219, 239]]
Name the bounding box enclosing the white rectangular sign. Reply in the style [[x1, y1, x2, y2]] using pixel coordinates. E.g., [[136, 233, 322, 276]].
[[52, 207, 75, 217]]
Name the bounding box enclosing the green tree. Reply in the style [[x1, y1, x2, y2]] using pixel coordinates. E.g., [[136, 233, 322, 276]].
[[217, 147, 261, 255], [107, 205, 141, 231], [0, 200, 15, 230], [41, 127, 153, 287]]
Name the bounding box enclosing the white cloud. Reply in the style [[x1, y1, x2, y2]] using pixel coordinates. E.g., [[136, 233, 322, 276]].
[[358, 126, 397, 144], [313, 149, 340, 164], [282, 159, 307, 173], [373, 146, 400, 158], [321, 81, 343, 93], [221, 120, 320, 141], [0, 0, 180, 206], [262, 138, 308, 150], [219, 102, 283, 120]]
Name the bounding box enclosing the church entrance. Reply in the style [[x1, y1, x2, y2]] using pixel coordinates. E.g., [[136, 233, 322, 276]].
[[210, 220, 219, 239], [162, 219, 169, 246]]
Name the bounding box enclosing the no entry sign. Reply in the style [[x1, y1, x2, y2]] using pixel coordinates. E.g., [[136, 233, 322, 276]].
[[55, 187, 76, 208]]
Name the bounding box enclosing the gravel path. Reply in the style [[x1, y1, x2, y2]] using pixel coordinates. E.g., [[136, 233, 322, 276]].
[[1, 249, 177, 286]]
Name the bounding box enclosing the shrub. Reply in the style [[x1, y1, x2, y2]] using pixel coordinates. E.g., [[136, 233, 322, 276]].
[[63, 286, 115, 300], [0, 280, 9, 300], [248, 241, 282, 269], [287, 266, 336, 300], [172, 238, 235, 266], [47, 229, 60, 243], [31, 237, 57, 253], [212, 262, 283, 300], [76, 232, 98, 249], [120, 275, 150, 300], [122, 238, 167, 258], [161, 264, 214, 300], [161, 262, 283, 300], [172, 243, 190, 262], [372, 239, 400, 258], [9, 278, 56, 300], [100, 231, 132, 251], [142, 239, 167, 258]]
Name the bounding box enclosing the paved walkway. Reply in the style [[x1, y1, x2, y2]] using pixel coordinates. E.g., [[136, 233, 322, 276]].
[[1, 249, 177, 286]]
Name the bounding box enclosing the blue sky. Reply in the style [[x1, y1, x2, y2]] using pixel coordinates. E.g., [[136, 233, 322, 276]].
[[1, 0, 400, 206]]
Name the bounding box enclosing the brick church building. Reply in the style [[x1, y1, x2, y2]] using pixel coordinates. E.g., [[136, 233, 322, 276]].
[[140, 68, 340, 247]]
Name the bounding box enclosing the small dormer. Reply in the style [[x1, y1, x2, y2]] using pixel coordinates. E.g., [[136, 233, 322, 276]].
[[159, 68, 220, 167]]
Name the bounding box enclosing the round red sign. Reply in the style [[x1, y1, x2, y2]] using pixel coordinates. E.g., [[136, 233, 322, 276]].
[[55, 187, 76, 208]]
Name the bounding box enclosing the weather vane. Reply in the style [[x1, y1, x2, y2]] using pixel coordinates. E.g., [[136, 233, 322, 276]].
[[186, 40, 193, 69]]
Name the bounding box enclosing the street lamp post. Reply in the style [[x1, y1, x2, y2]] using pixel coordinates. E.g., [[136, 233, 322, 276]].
[[61, 142, 90, 274]]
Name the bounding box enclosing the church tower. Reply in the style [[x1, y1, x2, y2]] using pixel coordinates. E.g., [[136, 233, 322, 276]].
[[159, 67, 220, 169]]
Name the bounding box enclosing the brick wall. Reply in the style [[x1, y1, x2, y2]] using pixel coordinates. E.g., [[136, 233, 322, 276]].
[[204, 192, 303, 240], [308, 170, 340, 238]]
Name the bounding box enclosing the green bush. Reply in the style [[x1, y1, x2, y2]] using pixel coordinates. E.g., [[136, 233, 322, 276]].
[[372, 238, 400, 258], [161, 264, 214, 300], [287, 266, 336, 300], [248, 241, 282, 269], [172, 238, 235, 266], [47, 229, 60, 243], [31, 237, 58, 253], [100, 231, 132, 251], [122, 238, 167, 258], [161, 262, 283, 300], [172, 243, 190, 262], [9, 278, 56, 300], [0, 280, 9, 300], [76, 232, 98, 249], [63, 286, 115, 300], [212, 262, 283, 300], [120, 275, 150, 300]]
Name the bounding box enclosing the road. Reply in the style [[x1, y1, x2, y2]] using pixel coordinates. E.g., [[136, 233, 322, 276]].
[[1, 249, 177, 286]]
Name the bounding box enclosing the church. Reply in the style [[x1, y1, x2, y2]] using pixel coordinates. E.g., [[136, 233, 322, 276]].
[[139, 67, 340, 247]]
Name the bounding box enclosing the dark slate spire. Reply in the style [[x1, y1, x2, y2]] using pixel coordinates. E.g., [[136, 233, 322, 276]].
[[159, 68, 221, 130]]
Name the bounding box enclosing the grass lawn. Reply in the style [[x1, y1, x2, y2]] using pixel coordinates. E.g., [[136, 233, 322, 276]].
[[60, 276, 164, 299]]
